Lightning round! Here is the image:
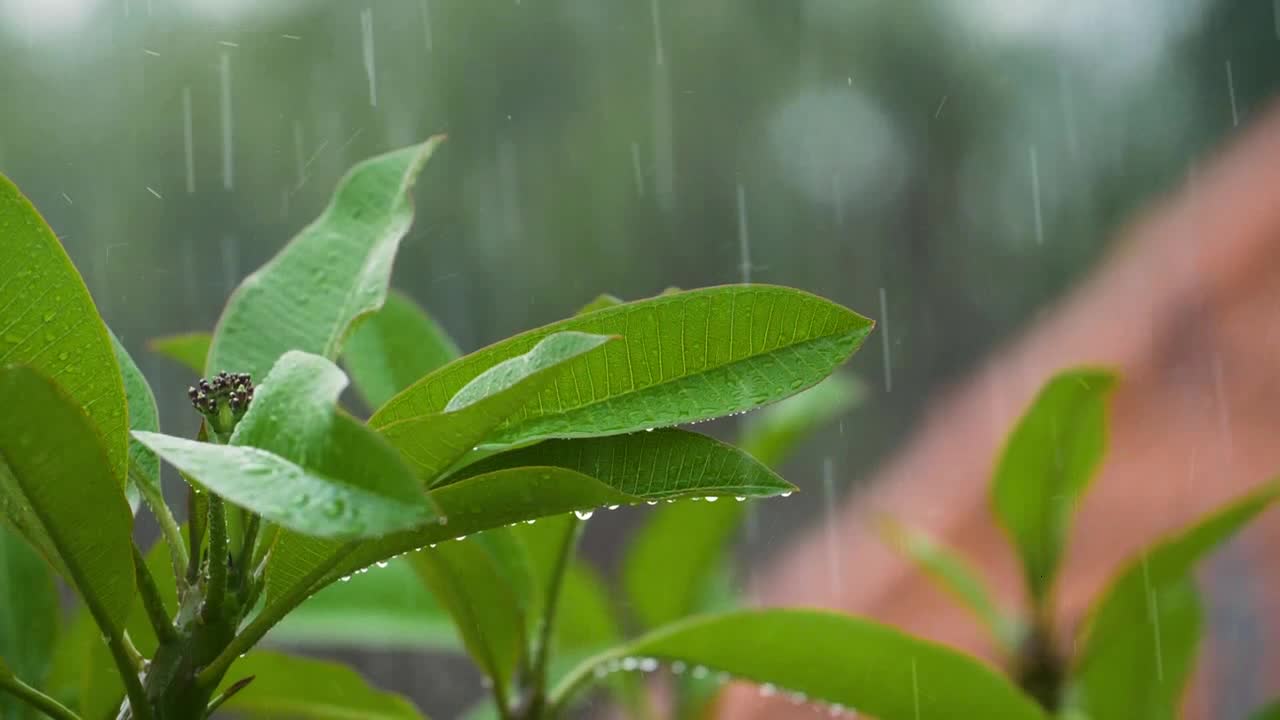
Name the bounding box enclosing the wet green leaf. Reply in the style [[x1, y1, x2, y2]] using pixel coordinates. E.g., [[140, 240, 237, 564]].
[[148, 332, 211, 375], [344, 290, 461, 411], [0, 174, 128, 493], [991, 368, 1116, 605], [217, 651, 425, 719], [552, 609, 1046, 720], [1068, 484, 1279, 720], [136, 352, 436, 539], [378, 332, 615, 482], [109, 330, 161, 517], [208, 138, 444, 382], [0, 367, 135, 644], [372, 285, 873, 448]]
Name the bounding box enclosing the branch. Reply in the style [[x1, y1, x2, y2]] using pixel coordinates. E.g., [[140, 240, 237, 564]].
[[0, 672, 82, 720], [132, 544, 177, 644]]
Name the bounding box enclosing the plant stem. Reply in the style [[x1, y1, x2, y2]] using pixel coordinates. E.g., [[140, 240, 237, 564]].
[[132, 465, 188, 585], [195, 541, 356, 690], [524, 517, 585, 719], [132, 544, 178, 644], [205, 495, 228, 621], [0, 672, 82, 720], [105, 630, 153, 720], [237, 514, 260, 583]]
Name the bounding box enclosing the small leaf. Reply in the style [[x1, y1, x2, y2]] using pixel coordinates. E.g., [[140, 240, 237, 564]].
[[0, 174, 129, 491], [372, 285, 873, 448], [343, 290, 461, 411], [878, 518, 1022, 654], [551, 609, 1046, 720], [208, 138, 444, 382], [450, 429, 795, 499], [136, 352, 436, 539], [109, 329, 162, 516], [0, 367, 136, 639], [624, 501, 743, 630], [148, 332, 211, 375], [1068, 484, 1279, 720], [408, 533, 530, 696], [379, 332, 616, 482], [990, 368, 1117, 604], [217, 651, 425, 719], [0, 524, 58, 719], [739, 373, 863, 466], [268, 557, 457, 651], [576, 293, 624, 315]]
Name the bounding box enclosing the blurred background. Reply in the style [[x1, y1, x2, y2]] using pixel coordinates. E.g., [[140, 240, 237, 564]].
[[2, 0, 1277, 716]]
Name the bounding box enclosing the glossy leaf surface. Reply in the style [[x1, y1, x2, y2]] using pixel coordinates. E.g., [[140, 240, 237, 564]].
[[109, 330, 162, 516], [218, 651, 425, 719]]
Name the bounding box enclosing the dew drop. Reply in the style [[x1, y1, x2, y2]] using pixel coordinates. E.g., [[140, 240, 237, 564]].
[[621, 657, 639, 672], [524, 519, 537, 525], [646, 500, 658, 506]]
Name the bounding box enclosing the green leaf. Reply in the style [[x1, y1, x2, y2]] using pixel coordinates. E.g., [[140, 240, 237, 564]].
[[990, 368, 1116, 604], [260, 449, 790, 645], [371, 285, 873, 448], [267, 556, 457, 651], [147, 332, 211, 375], [135, 351, 437, 539], [551, 609, 1046, 720], [0, 525, 58, 720], [624, 501, 743, 630], [109, 330, 162, 516], [408, 533, 530, 696], [343, 290, 461, 411], [378, 332, 616, 482], [739, 373, 863, 466], [45, 610, 122, 720], [1068, 484, 1279, 720], [450, 429, 795, 499], [208, 138, 444, 382], [217, 651, 425, 719], [0, 174, 129, 492], [0, 367, 136, 634], [878, 518, 1022, 654]]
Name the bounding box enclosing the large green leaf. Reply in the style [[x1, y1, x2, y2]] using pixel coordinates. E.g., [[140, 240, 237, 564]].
[[343, 290, 461, 411], [371, 285, 873, 447], [135, 352, 436, 539], [408, 532, 531, 696], [879, 518, 1022, 654], [217, 651, 425, 719], [0, 525, 58, 720], [108, 330, 162, 516], [1068, 484, 1279, 720], [0, 367, 136, 635], [990, 368, 1116, 604], [267, 556, 457, 651], [450, 429, 794, 498], [208, 138, 443, 382], [379, 332, 616, 482], [0, 174, 128, 491], [551, 610, 1046, 720], [147, 332, 210, 375], [260, 450, 792, 648]]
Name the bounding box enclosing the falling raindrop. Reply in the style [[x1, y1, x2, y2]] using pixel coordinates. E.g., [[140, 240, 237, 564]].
[[361, 7, 378, 107], [737, 182, 751, 284], [1226, 60, 1239, 127], [219, 51, 233, 190], [822, 458, 841, 594], [182, 86, 195, 193], [1029, 145, 1043, 245], [878, 287, 892, 393], [419, 0, 433, 52]]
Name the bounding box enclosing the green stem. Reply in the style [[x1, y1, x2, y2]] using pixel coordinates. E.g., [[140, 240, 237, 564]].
[[105, 630, 153, 720], [525, 517, 585, 719], [132, 465, 188, 585], [195, 541, 356, 690], [205, 495, 228, 621], [0, 672, 82, 720], [132, 544, 178, 644], [237, 514, 260, 584]]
